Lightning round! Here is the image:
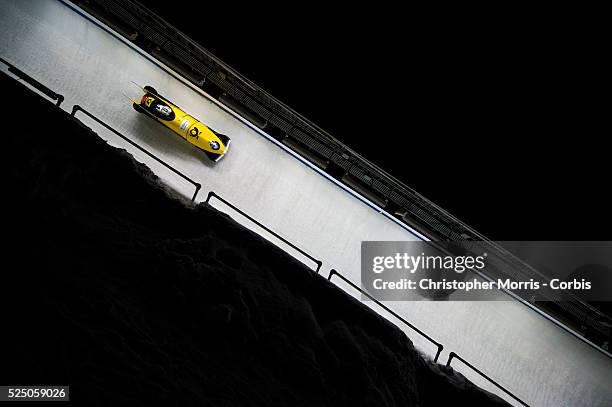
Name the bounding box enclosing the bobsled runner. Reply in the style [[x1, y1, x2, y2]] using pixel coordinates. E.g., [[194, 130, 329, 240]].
[[129, 84, 230, 162]]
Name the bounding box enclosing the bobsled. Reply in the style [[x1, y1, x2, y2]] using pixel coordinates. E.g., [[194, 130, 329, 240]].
[[130, 85, 230, 162]]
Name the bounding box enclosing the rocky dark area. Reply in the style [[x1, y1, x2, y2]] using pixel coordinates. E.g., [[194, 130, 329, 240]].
[[2, 72, 508, 406]]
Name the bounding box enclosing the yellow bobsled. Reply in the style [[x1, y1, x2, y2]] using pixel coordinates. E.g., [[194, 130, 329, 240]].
[[131, 85, 230, 162]]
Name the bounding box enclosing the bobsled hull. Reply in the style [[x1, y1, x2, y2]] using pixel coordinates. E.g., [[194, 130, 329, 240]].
[[131, 86, 230, 162]]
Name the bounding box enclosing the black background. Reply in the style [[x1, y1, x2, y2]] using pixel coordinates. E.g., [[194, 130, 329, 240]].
[[145, 2, 609, 240]]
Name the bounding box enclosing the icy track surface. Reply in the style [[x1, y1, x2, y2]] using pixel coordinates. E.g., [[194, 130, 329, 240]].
[[1, 1, 610, 406]]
